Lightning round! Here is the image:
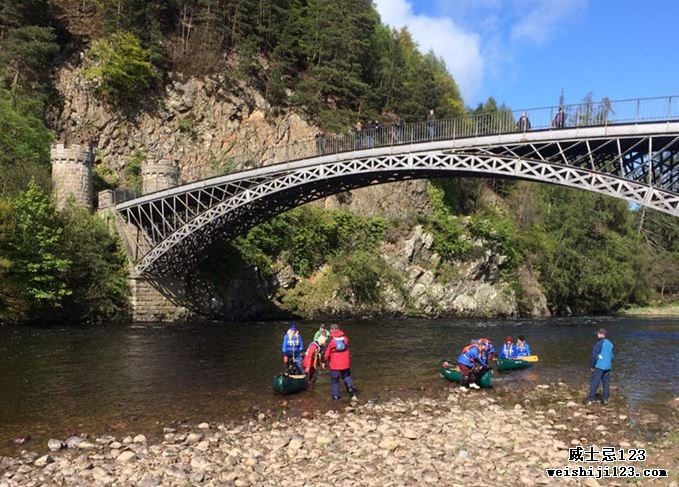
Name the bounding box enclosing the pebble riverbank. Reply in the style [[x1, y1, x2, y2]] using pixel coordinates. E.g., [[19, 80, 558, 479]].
[[1, 383, 677, 487]]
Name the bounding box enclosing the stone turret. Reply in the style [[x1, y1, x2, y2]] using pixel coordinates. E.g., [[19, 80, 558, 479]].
[[51, 143, 93, 210], [142, 157, 179, 195]]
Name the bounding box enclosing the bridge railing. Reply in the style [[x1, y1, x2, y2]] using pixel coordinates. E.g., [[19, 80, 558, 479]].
[[266, 96, 679, 163], [115, 95, 679, 204]]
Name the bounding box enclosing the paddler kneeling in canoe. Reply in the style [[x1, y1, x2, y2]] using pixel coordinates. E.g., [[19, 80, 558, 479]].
[[443, 339, 488, 389], [499, 336, 516, 359]]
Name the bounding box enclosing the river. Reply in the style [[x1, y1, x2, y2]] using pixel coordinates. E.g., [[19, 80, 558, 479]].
[[1, 316, 677, 455]]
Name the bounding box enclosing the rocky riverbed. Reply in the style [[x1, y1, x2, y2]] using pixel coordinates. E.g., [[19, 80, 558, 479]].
[[1, 383, 677, 487]]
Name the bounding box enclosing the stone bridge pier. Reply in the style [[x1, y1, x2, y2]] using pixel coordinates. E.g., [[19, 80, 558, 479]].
[[52, 143, 190, 322], [125, 156, 190, 322]]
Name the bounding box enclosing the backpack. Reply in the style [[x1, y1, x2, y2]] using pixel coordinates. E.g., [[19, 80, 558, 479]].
[[334, 336, 347, 352]]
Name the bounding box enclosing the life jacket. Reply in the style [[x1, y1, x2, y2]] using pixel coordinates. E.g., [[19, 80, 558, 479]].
[[461, 343, 480, 356], [501, 343, 515, 357], [479, 338, 494, 353], [333, 335, 348, 352]]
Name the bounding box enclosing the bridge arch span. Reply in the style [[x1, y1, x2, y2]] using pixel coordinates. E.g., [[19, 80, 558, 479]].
[[118, 130, 679, 275]]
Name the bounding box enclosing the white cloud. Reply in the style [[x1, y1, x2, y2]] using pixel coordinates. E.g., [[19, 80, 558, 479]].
[[374, 0, 484, 102], [510, 0, 587, 43]]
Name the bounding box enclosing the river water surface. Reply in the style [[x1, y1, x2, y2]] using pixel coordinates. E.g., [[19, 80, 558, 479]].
[[1, 316, 677, 454]]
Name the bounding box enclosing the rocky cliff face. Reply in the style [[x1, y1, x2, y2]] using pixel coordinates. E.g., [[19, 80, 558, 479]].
[[51, 63, 549, 319], [256, 224, 550, 319]]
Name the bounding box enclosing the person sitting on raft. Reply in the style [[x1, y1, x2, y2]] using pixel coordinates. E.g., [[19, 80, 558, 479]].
[[478, 337, 496, 365], [515, 335, 532, 358], [499, 336, 516, 359], [303, 335, 327, 389], [456, 339, 488, 389], [282, 323, 304, 374]]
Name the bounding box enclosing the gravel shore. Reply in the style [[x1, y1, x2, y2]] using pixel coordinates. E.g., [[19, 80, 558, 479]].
[[1, 383, 677, 487]]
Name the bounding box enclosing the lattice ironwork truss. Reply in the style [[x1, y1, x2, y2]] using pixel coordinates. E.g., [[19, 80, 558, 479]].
[[116, 128, 679, 276]]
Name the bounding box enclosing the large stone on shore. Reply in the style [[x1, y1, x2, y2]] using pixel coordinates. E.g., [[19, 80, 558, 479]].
[[185, 432, 203, 444], [137, 476, 161, 487], [34, 455, 53, 467], [583, 479, 600, 487], [116, 451, 137, 463], [133, 434, 147, 443], [316, 435, 332, 447], [47, 439, 63, 451], [287, 438, 303, 450], [403, 428, 419, 440], [91, 466, 110, 480], [65, 436, 85, 448], [378, 437, 399, 451]]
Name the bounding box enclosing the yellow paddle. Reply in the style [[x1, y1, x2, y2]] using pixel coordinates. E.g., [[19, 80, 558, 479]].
[[517, 354, 539, 363]]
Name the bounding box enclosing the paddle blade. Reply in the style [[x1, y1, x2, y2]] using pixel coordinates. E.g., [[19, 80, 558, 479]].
[[520, 355, 539, 362]]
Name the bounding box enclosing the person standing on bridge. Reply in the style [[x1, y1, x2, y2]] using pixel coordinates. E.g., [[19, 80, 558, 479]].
[[427, 108, 436, 140], [584, 328, 614, 405], [282, 323, 304, 374], [325, 324, 358, 401], [552, 107, 565, 128], [354, 120, 363, 149], [517, 111, 531, 132], [315, 131, 325, 155], [393, 116, 404, 143]]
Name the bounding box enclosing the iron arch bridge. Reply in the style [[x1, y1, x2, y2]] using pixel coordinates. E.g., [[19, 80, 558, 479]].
[[116, 96, 679, 276]]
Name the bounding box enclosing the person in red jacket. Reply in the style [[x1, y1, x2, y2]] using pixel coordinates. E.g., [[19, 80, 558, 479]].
[[324, 324, 358, 401], [303, 335, 327, 389]]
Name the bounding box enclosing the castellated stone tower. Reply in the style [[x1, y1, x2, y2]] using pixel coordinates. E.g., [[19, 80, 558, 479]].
[[51, 143, 93, 210], [142, 157, 179, 195]]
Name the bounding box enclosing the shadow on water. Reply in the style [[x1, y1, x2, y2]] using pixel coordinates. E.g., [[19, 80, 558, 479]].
[[0, 316, 677, 453]]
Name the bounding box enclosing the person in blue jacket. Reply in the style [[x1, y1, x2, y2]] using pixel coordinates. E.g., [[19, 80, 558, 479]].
[[499, 336, 516, 359], [515, 335, 532, 357], [585, 328, 614, 405], [455, 340, 488, 389], [282, 323, 304, 374], [478, 338, 496, 365]]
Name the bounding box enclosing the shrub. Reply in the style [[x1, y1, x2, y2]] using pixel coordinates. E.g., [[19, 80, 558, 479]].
[[85, 32, 157, 105]]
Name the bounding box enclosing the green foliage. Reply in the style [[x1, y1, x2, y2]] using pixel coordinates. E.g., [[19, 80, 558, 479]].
[[468, 209, 521, 271], [332, 250, 399, 304], [93, 159, 119, 192], [58, 204, 129, 323], [5, 181, 71, 319], [508, 184, 650, 314], [0, 0, 58, 103], [280, 267, 341, 317], [78, 1, 465, 128], [235, 206, 386, 277], [0, 183, 129, 324], [122, 149, 144, 193], [178, 116, 194, 135], [426, 183, 472, 260], [0, 91, 52, 197], [85, 31, 157, 105], [0, 1, 56, 198]]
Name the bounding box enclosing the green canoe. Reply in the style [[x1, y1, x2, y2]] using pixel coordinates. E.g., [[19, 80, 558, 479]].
[[495, 355, 539, 371], [439, 365, 493, 388], [273, 373, 308, 395]]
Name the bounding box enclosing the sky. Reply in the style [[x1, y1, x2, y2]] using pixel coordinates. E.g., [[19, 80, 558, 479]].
[[374, 0, 679, 110]]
